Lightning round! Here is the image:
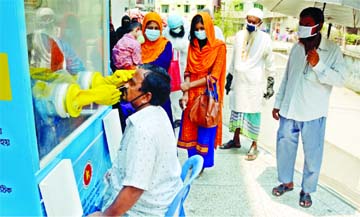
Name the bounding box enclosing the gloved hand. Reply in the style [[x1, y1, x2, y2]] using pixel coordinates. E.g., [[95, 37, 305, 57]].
[[65, 84, 121, 117], [263, 76, 275, 100], [92, 70, 135, 88], [30, 67, 59, 81], [92, 85, 121, 105], [225, 73, 233, 95]]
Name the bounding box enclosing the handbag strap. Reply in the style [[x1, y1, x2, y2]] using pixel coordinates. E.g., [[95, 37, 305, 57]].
[[206, 76, 218, 101]]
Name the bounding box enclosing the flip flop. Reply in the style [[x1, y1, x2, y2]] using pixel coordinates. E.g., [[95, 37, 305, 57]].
[[299, 190, 312, 208], [272, 184, 294, 197], [245, 146, 259, 161], [220, 140, 241, 149]]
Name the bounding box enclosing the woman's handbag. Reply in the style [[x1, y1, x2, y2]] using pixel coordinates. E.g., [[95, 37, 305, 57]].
[[168, 49, 181, 92], [189, 76, 220, 128]]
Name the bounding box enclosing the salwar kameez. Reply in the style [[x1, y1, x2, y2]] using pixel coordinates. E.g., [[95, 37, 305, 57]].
[[177, 12, 226, 169]]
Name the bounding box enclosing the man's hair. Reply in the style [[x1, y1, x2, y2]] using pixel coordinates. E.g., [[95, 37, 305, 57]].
[[300, 7, 324, 24], [138, 64, 171, 106]]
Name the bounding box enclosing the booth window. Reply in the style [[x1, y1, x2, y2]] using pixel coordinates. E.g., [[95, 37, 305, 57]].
[[24, 0, 108, 159]]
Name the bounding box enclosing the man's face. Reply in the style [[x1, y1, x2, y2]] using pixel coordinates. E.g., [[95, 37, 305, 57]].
[[298, 15, 321, 41], [123, 68, 147, 107], [299, 16, 317, 32], [299, 15, 316, 26], [246, 16, 261, 25]]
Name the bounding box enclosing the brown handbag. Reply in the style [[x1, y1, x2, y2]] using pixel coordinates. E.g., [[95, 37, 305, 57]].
[[189, 76, 220, 128]]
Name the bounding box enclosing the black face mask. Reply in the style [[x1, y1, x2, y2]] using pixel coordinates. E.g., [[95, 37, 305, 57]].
[[122, 19, 130, 28]]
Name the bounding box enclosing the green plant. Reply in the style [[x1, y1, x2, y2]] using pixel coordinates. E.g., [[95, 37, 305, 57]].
[[213, 0, 243, 40], [345, 33, 360, 45]]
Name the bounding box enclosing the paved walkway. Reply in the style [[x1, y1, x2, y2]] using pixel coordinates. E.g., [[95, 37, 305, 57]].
[[176, 129, 360, 217], [173, 43, 360, 216]]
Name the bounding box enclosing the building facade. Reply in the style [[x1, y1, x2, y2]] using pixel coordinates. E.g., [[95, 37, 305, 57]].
[[154, 0, 215, 23]]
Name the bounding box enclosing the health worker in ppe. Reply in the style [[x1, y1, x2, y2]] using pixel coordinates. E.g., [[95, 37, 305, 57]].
[[27, 31, 133, 158], [163, 14, 189, 128]]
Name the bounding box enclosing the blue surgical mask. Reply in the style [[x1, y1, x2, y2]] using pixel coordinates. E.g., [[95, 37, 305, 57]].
[[194, 30, 207, 40], [145, 29, 160, 41], [119, 91, 147, 118], [246, 22, 257, 32]]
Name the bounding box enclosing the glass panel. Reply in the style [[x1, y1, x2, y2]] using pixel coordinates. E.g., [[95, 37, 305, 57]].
[[24, 0, 108, 159], [197, 5, 205, 12], [253, 3, 263, 10], [234, 3, 244, 11], [184, 5, 190, 13], [161, 5, 169, 13]]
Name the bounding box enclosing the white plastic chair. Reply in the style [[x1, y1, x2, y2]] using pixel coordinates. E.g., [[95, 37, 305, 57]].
[[165, 155, 204, 217]]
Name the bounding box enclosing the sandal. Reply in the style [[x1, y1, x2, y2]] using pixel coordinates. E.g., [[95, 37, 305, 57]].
[[272, 184, 294, 197], [299, 190, 312, 208], [219, 140, 241, 149], [245, 146, 259, 161]]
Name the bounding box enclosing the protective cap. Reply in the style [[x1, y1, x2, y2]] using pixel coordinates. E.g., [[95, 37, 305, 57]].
[[167, 14, 184, 29], [246, 8, 264, 20], [36, 7, 55, 24]]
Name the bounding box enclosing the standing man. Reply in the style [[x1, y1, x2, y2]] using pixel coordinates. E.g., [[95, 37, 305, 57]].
[[220, 8, 275, 162], [89, 64, 182, 216], [271, 7, 347, 208]]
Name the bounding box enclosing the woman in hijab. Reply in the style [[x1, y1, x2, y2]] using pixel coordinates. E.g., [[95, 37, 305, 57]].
[[178, 12, 226, 172], [141, 12, 174, 126]]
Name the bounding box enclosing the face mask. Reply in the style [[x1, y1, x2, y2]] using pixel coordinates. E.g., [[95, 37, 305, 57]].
[[119, 90, 147, 117], [145, 29, 160, 41], [171, 27, 182, 34], [119, 101, 136, 118], [298, 24, 319, 38], [246, 22, 257, 32], [194, 30, 207, 40], [137, 32, 145, 44]]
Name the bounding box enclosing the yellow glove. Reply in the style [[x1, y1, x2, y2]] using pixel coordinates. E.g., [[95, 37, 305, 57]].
[[92, 85, 121, 105], [30, 67, 59, 81], [65, 84, 121, 117], [91, 70, 135, 88], [32, 81, 51, 99], [30, 67, 76, 83]]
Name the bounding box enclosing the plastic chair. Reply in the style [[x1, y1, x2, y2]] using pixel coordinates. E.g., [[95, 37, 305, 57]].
[[165, 155, 204, 217]]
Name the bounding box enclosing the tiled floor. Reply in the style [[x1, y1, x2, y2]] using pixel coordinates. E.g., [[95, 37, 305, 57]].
[[176, 126, 360, 217]]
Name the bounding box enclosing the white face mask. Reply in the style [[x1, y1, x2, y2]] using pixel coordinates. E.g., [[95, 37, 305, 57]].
[[145, 29, 160, 41], [194, 30, 207, 40], [298, 24, 319, 38], [171, 27, 182, 34]]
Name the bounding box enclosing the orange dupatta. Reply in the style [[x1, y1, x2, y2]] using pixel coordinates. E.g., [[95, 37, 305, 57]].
[[186, 12, 226, 104], [178, 12, 226, 151], [141, 12, 169, 64]]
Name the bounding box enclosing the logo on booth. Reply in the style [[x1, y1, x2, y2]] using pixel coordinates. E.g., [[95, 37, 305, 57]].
[[83, 161, 92, 188]]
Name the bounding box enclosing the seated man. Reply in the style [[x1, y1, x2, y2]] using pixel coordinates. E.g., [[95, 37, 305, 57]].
[[91, 64, 183, 216]]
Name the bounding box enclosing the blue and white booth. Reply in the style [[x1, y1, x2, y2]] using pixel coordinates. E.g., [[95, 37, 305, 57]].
[[0, 0, 121, 215]]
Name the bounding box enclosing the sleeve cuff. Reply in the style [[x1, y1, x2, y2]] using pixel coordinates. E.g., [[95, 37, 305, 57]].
[[274, 100, 281, 109], [123, 178, 149, 191]]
